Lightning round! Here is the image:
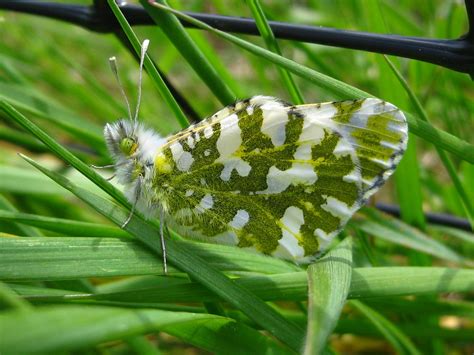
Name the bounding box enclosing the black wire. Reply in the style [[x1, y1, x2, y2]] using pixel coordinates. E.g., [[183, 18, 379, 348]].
[[1, 0, 472, 232], [1, 1, 474, 75], [376, 203, 472, 232]]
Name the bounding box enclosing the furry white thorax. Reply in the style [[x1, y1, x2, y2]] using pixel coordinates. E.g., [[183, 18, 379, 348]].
[[103, 119, 167, 210]]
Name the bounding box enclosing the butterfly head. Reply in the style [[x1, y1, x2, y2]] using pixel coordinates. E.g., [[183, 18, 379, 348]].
[[104, 119, 139, 161]]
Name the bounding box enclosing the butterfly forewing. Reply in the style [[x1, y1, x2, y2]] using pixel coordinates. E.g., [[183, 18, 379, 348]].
[[153, 96, 407, 263]]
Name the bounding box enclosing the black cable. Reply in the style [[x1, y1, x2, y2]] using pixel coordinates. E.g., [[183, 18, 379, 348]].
[[376, 203, 472, 232], [1, 1, 473, 75], [2, 1, 472, 232]]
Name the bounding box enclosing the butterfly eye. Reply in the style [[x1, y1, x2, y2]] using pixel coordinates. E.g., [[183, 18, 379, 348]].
[[119, 137, 137, 156]]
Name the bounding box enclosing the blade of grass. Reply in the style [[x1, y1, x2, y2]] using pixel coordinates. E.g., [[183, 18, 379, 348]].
[[365, 297, 474, 318], [246, 0, 304, 104], [8, 265, 474, 303], [336, 317, 474, 342], [0, 100, 129, 208], [125, 336, 162, 355], [0, 195, 43, 238], [0, 82, 104, 149], [0, 236, 297, 281], [0, 125, 46, 153], [0, 305, 288, 354], [19, 155, 305, 351], [0, 165, 70, 196], [304, 237, 352, 354], [384, 55, 474, 228], [2, 99, 305, 349], [188, 32, 244, 98], [0, 211, 130, 238], [0, 282, 32, 312], [394, 135, 426, 228], [356, 208, 468, 265], [149, 3, 474, 164], [350, 300, 422, 355], [1, 101, 306, 350], [141, 0, 236, 106], [106, 0, 189, 128]]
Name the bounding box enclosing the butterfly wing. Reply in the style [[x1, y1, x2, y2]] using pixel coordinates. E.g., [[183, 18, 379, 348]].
[[155, 96, 407, 262]]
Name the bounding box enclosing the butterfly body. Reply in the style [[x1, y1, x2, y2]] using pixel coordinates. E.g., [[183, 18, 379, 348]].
[[104, 96, 407, 263]]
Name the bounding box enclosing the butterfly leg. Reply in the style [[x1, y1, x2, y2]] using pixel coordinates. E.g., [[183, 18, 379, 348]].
[[91, 164, 117, 181], [159, 205, 168, 275], [91, 164, 116, 169], [121, 176, 142, 228]]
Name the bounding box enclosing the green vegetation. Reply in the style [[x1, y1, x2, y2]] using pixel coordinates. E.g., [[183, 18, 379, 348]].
[[0, 1, 473, 353]]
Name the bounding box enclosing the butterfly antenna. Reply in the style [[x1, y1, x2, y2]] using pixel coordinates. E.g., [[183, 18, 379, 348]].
[[109, 56, 133, 120], [133, 39, 150, 125]]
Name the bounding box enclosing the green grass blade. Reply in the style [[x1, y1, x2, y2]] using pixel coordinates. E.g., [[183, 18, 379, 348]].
[[142, 0, 236, 106], [350, 300, 422, 355], [0, 195, 43, 238], [125, 336, 162, 355], [0, 82, 105, 150], [149, 2, 365, 99], [188, 32, 244, 98], [384, 55, 474, 227], [304, 237, 352, 354], [246, 0, 304, 104], [0, 211, 129, 238], [0, 305, 289, 354], [19, 155, 305, 351], [149, 3, 474, 164], [336, 317, 474, 342], [0, 100, 129, 207], [0, 236, 297, 281], [2, 103, 305, 349], [365, 297, 474, 318], [0, 165, 69, 196], [394, 135, 426, 229], [356, 208, 468, 264], [106, 0, 189, 128], [9, 266, 474, 303], [0, 125, 46, 153], [0, 282, 32, 312]]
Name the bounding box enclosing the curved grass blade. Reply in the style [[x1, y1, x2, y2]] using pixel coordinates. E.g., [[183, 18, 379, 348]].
[[0, 100, 129, 207], [148, 3, 474, 164], [0, 211, 130, 238], [246, 0, 304, 104], [304, 237, 352, 354], [141, 0, 236, 106], [2, 100, 304, 350], [0, 195, 43, 238], [0, 82, 104, 150], [355, 208, 468, 265], [8, 265, 474, 303], [0, 282, 32, 312], [350, 300, 422, 355], [336, 317, 474, 342], [106, 0, 189, 128], [394, 135, 426, 229], [19, 154, 305, 351], [0, 305, 289, 354], [384, 55, 474, 227], [0, 236, 297, 281]]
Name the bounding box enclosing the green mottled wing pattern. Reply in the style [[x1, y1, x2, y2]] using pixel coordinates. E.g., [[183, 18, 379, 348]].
[[152, 96, 407, 262]]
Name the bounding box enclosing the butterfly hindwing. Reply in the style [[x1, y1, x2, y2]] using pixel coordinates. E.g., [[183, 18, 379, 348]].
[[152, 96, 407, 262]]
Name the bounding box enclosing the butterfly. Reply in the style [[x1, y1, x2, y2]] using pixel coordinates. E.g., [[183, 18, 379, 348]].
[[103, 40, 408, 271]]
